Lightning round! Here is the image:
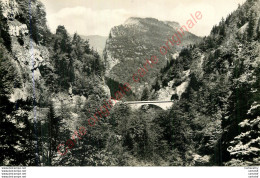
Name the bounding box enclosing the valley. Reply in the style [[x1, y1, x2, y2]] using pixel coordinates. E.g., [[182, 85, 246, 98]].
[[0, 0, 259, 167]]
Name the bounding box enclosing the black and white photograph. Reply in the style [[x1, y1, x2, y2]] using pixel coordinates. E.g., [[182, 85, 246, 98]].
[[0, 0, 259, 175]]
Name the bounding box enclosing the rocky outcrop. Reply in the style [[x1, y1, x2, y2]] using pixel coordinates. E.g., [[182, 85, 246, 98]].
[[156, 69, 191, 101], [9, 22, 28, 36], [0, 0, 52, 114], [0, 0, 19, 20]]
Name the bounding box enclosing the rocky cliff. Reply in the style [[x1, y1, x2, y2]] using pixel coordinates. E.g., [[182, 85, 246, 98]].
[[104, 17, 201, 98], [0, 0, 109, 166]]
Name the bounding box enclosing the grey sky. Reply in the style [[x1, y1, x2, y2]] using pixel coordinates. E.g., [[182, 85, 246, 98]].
[[40, 0, 246, 37]]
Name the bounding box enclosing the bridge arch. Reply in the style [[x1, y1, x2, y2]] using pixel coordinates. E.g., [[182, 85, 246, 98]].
[[124, 101, 174, 110]]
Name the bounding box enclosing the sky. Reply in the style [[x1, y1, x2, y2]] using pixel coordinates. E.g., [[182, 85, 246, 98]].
[[40, 0, 246, 37]]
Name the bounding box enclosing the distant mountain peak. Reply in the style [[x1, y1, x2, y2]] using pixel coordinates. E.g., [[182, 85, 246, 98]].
[[164, 21, 181, 29], [123, 17, 181, 30]]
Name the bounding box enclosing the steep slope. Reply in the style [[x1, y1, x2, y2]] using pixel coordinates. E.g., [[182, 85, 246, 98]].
[[104, 17, 201, 98], [151, 0, 260, 166], [0, 0, 109, 166]]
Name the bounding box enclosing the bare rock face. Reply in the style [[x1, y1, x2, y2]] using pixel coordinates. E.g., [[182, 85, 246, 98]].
[[104, 48, 120, 76], [1, 0, 50, 75], [0, 0, 51, 105], [9, 23, 28, 36]]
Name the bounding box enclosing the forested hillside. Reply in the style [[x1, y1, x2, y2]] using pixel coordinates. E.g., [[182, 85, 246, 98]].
[[150, 0, 260, 166], [0, 0, 108, 166]]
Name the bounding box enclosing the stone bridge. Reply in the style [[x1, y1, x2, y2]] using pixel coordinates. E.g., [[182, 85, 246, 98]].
[[112, 100, 174, 110]]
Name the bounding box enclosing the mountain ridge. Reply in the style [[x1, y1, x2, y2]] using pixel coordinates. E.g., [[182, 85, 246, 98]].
[[104, 16, 202, 99]]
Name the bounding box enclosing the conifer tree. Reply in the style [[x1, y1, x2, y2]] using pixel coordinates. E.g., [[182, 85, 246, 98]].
[[43, 102, 61, 165], [256, 18, 260, 41], [247, 11, 256, 41], [141, 87, 149, 101]]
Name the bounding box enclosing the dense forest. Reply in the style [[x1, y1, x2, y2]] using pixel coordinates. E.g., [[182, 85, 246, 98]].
[[0, 0, 259, 166], [150, 0, 260, 166]]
